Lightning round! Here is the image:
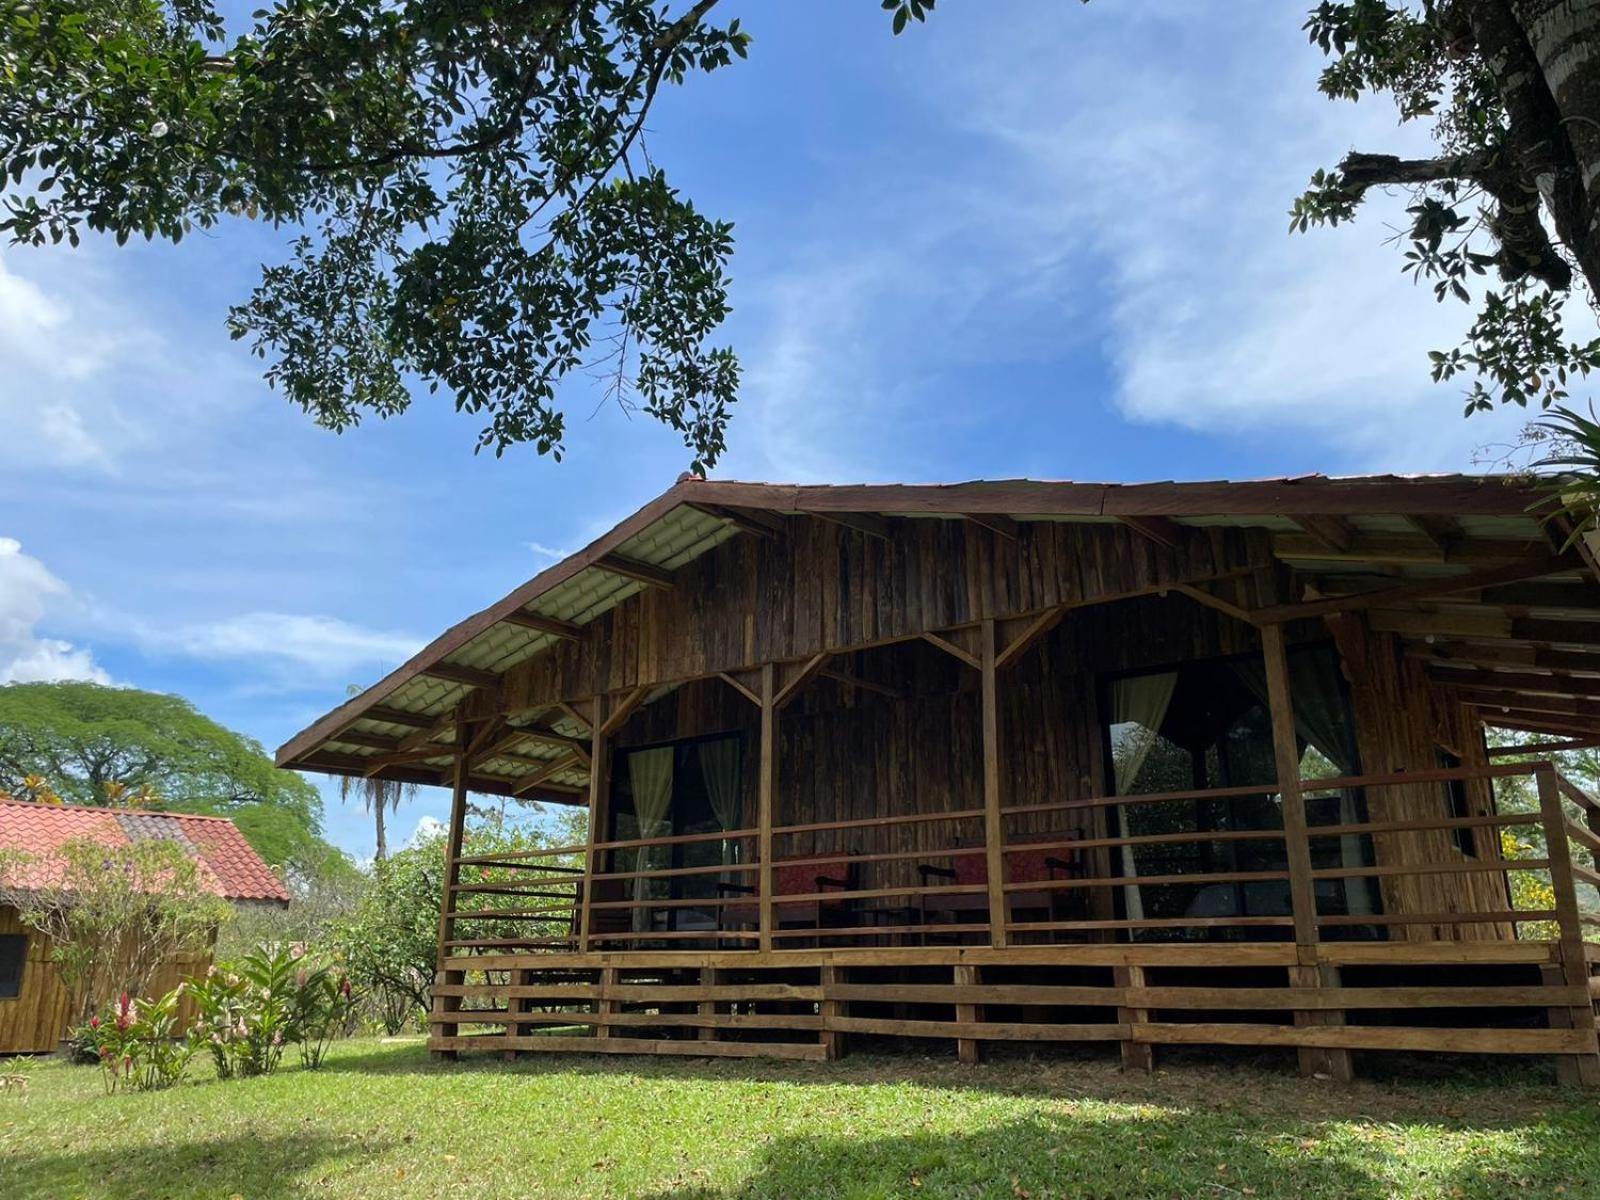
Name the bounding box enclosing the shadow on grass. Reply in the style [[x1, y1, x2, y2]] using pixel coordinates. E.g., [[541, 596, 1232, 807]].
[[318, 1036, 1560, 1112], [3, 1130, 366, 1200], [631, 1109, 1585, 1200]]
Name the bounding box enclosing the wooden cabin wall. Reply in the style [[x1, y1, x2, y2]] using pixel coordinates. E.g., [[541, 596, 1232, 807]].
[[608, 593, 1515, 936], [0, 905, 213, 1054], [1328, 615, 1512, 941], [610, 595, 1270, 900], [495, 519, 1272, 716], [0, 905, 71, 1054]]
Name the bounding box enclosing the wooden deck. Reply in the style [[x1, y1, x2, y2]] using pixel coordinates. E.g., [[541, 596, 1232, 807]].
[[429, 941, 1600, 1071], [428, 759, 1600, 1083]]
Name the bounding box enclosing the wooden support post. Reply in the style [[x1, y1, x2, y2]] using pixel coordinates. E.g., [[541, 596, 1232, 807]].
[[1535, 765, 1600, 1087], [1260, 626, 1351, 1082], [596, 967, 619, 1041], [1115, 965, 1153, 1072], [820, 964, 845, 1060], [954, 963, 981, 1065], [698, 967, 720, 1043], [979, 619, 1009, 949], [759, 662, 777, 954], [578, 697, 610, 954], [430, 721, 474, 1061]]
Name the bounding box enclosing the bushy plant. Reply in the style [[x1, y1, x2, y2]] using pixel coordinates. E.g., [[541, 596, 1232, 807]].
[[81, 990, 195, 1093], [332, 841, 444, 1034], [0, 838, 229, 1024], [187, 944, 355, 1078], [285, 953, 356, 1070]]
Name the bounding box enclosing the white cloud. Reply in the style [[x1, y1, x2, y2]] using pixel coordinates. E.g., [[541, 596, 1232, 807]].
[[933, 3, 1539, 469], [140, 611, 423, 678], [525, 541, 570, 562], [406, 814, 446, 847], [0, 537, 110, 684]]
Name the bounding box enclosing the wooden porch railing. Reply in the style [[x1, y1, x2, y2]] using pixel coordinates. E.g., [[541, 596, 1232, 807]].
[[436, 760, 1600, 957]]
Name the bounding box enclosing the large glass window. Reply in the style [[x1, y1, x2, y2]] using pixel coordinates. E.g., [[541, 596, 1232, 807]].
[[1103, 643, 1381, 939], [607, 734, 744, 932]]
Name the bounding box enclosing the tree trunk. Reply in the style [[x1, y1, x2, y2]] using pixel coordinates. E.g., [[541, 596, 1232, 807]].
[[1469, 1, 1600, 295], [374, 803, 388, 862]]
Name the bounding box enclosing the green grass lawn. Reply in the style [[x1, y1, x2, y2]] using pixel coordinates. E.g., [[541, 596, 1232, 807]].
[[4, 1039, 1600, 1199]]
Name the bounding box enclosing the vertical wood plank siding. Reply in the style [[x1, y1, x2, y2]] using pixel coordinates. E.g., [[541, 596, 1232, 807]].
[[495, 518, 1265, 714]]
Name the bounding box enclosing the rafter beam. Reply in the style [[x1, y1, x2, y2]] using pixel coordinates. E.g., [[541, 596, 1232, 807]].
[[1274, 532, 1540, 566], [1429, 666, 1600, 701], [1403, 514, 1464, 556], [776, 653, 832, 708], [803, 510, 892, 542], [686, 502, 785, 539], [819, 665, 901, 700], [361, 705, 436, 730], [420, 662, 500, 690], [330, 730, 403, 752], [1172, 582, 1255, 625], [962, 512, 1020, 542], [1255, 557, 1573, 625], [717, 671, 762, 706], [554, 701, 593, 733], [362, 747, 455, 777], [995, 606, 1068, 670], [1408, 640, 1600, 675], [599, 685, 650, 736], [595, 553, 675, 589], [1117, 515, 1187, 551], [498, 609, 586, 640], [510, 751, 587, 798], [1450, 688, 1600, 720], [1290, 514, 1356, 554], [1370, 610, 1600, 644], [921, 631, 980, 670]]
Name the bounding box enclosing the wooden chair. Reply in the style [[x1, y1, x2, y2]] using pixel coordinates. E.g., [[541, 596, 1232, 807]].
[[915, 831, 1084, 942], [716, 859, 860, 945]]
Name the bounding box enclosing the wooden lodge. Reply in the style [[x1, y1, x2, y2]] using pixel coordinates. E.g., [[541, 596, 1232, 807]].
[[0, 802, 290, 1053], [278, 473, 1600, 1082]]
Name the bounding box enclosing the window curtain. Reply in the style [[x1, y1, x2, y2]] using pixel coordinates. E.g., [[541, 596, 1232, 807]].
[[627, 747, 675, 933], [697, 738, 743, 869], [1231, 650, 1372, 915], [1110, 672, 1179, 922]]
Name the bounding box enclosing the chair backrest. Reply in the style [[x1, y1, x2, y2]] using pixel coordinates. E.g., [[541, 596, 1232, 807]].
[[772, 861, 855, 897], [949, 830, 1080, 886], [1006, 828, 1080, 884]]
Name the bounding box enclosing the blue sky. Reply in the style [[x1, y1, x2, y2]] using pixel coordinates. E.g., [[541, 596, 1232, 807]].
[[0, 2, 1540, 858]]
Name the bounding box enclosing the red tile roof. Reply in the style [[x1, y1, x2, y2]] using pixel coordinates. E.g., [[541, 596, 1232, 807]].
[[0, 800, 290, 904]]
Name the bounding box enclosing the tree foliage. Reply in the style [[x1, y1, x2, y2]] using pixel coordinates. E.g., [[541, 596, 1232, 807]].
[[1, 0, 749, 467], [0, 681, 337, 876], [13, 0, 1600, 518], [0, 837, 230, 1022]]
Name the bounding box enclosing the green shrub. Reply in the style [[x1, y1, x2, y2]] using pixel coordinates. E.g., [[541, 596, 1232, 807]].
[[187, 944, 356, 1078], [81, 990, 195, 1093]]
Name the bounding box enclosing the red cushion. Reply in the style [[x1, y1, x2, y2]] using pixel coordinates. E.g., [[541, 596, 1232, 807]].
[[948, 832, 1079, 885], [952, 853, 988, 887], [773, 863, 845, 896]]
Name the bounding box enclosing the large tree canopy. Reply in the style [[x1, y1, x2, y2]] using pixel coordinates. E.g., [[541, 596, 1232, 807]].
[[2, 0, 749, 468], [6, 0, 1600, 513], [0, 681, 338, 875]]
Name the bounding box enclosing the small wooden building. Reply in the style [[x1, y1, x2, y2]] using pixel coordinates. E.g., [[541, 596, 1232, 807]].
[[279, 474, 1600, 1082], [0, 801, 290, 1053]]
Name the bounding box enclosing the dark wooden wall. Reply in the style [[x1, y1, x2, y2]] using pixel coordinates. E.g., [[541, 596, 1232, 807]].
[[497, 518, 1270, 714], [607, 589, 1511, 934], [1330, 617, 1511, 940]]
